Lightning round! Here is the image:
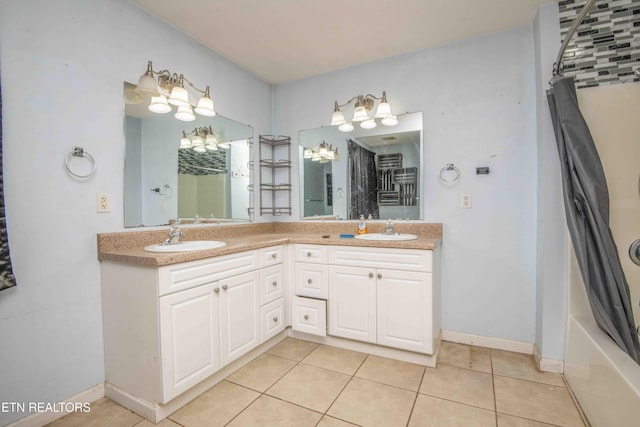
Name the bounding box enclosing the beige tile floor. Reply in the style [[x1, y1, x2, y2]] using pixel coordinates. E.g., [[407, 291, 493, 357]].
[[46, 339, 587, 427]]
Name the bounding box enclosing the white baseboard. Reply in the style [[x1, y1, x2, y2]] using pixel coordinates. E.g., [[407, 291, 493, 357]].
[[442, 329, 534, 354], [6, 384, 105, 427], [533, 344, 564, 373]]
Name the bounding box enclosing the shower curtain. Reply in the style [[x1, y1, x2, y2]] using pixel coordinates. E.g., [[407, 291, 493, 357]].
[[348, 139, 378, 220], [547, 76, 640, 364], [0, 75, 17, 291]]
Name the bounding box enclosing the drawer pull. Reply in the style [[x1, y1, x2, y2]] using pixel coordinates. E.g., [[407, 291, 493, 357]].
[[272, 281, 278, 287], [304, 314, 309, 320], [271, 253, 277, 259], [307, 251, 312, 257], [273, 317, 279, 322], [369, 272, 374, 278], [307, 278, 312, 284], [222, 284, 228, 291], [377, 273, 382, 279], [213, 287, 220, 293]]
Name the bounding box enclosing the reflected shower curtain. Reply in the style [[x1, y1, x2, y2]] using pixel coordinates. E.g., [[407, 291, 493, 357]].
[[548, 77, 640, 364], [348, 140, 378, 219], [0, 74, 17, 291]]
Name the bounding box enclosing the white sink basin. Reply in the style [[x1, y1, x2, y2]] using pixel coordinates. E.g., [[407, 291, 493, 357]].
[[354, 233, 418, 241], [144, 240, 226, 253]]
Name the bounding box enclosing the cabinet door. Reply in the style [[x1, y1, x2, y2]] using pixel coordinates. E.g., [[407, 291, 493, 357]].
[[261, 298, 285, 343], [377, 269, 433, 354], [219, 271, 260, 366], [159, 283, 220, 403], [328, 265, 376, 343]]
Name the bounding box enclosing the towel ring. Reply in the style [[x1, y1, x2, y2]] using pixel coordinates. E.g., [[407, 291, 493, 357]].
[[65, 146, 96, 179], [439, 163, 460, 182]]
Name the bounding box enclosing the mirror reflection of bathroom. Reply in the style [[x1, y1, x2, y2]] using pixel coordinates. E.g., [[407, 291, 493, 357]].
[[123, 82, 253, 227], [298, 111, 423, 220]]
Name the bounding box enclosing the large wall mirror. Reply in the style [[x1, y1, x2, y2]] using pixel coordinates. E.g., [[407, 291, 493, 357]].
[[123, 83, 253, 227], [299, 112, 423, 220]]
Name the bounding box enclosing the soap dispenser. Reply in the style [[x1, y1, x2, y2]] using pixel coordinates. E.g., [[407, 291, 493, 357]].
[[358, 215, 368, 235]]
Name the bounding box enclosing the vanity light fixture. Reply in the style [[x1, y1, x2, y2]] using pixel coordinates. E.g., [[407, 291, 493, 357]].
[[330, 91, 397, 132], [303, 141, 340, 163], [180, 126, 229, 153], [135, 61, 216, 121]]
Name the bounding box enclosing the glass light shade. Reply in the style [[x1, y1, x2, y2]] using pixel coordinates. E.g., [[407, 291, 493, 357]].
[[205, 144, 218, 151], [180, 137, 192, 148], [135, 74, 160, 97], [194, 95, 216, 116], [352, 105, 369, 122], [360, 119, 377, 130], [319, 145, 328, 156], [327, 150, 335, 160], [175, 104, 196, 121], [311, 152, 321, 161], [330, 109, 346, 126], [193, 145, 206, 153], [168, 86, 189, 107], [338, 122, 354, 132], [333, 149, 340, 161], [303, 148, 313, 159], [374, 101, 392, 118], [148, 95, 171, 113], [319, 158, 329, 163], [217, 142, 230, 149], [205, 134, 218, 145], [191, 135, 203, 146], [381, 115, 398, 126]]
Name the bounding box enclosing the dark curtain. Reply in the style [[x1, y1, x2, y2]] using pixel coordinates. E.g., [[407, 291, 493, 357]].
[[547, 77, 640, 364], [348, 139, 378, 219], [0, 74, 17, 291]]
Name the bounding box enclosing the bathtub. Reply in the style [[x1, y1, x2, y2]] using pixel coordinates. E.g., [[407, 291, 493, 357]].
[[565, 314, 640, 426]]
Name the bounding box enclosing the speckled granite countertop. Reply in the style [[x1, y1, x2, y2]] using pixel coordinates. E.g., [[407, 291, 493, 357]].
[[98, 222, 442, 267]]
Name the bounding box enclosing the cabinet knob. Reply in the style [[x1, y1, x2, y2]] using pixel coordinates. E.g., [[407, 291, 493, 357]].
[[304, 314, 309, 320], [272, 281, 278, 287], [273, 317, 279, 322], [213, 287, 220, 293], [222, 284, 228, 291], [377, 273, 382, 279], [307, 278, 312, 284], [271, 253, 277, 259], [369, 272, 374, 278], [307, 251, 312, 257]]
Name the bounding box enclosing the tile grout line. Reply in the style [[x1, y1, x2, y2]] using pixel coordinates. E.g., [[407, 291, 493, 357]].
[[405, 365, 428, 426]]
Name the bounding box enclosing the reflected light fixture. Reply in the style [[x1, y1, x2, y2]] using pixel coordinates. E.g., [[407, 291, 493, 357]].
[[135, 61, 217, 121], [303, 141, 340, 163], [180, 126, 229, 152], [330, 91, 396, 132]]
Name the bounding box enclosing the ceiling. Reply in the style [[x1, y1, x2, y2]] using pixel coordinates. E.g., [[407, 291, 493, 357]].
[[132, 0, 555, 85]]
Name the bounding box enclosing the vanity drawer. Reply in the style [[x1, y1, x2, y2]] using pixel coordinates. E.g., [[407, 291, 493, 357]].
[[260, 264, 284, 305], [260, 245, 284, 268], [158, 251, 260, 296], [295, 262, 328, 299], [261, 298, 285, 343], [294, 244, 328, 264], [330, 246, 433, 272], [291, 296, 326, 337]]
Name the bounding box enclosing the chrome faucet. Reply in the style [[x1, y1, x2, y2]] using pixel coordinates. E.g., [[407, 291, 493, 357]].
[[384, 219, 396, 235], [162, 220, 183, 246]]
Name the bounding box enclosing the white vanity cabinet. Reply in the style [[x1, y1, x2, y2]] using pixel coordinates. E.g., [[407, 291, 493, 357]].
[[101, 246, 284, 407], [329, 245, 436, 354]]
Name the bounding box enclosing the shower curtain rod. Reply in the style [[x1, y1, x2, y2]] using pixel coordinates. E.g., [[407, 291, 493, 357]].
[[553, 0, 597, 78]]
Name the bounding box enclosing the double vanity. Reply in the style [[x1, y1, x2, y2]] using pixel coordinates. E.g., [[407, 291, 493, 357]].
[[98, 221, 441, 423]]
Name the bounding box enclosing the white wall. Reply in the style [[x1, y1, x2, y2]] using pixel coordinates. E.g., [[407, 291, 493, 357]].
[[0, 0, 271, 424], [274, 27, 539, 344], [533, 3, 567, 363]]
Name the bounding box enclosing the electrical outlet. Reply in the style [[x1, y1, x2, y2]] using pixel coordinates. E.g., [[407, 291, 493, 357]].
[[97, 193, 111, 213], [461, 193, 472, 209]]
